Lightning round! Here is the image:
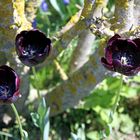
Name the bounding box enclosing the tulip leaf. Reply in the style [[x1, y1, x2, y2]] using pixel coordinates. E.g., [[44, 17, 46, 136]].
[[49, 0, 64, 19], [71, 133, 81, 140], [43, 107, 50, 140], [38, 97, 47, 117], [23, 130, 29, 140], [43, 122, 50, 140], [37, 98, 48, 132], [43, 115, 50, 140], [30, 112, 40, 128], [87, 131, 100, 140], [44, 107, 50, 125]]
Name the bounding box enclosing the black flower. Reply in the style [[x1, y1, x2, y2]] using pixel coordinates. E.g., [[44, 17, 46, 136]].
[[0, 65, 20, 104], [101, 34, 140, 76], [15, 29, 51, 67]]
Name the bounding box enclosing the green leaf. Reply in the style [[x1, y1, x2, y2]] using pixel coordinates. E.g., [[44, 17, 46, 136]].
[[77, 124, 85, 140], [119, 114, 134, 134], [44, 107, 50, 125], [23, 130, 29, 140], [30, 112, 39, 128], [107, 0, 115, 11], [43, 119, 50, 140], [71, 133, 81, 140], [38, 97, 47, 117], [49, 0, 64, 19], [0, 131, 13, 138], [104, 124, 112, 136], [38, 98, 48, 132], [86, 131, 99, 140], [84, 89, 115, 109]]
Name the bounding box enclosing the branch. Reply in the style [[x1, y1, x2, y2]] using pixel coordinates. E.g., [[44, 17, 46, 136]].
[[25, 0, 41, 23], [44, 38, 108, 116], [68, 0, 108, 74], [51, 0, 95, 57], [111, 0, 135, 33], [134, 0, 140, 26], [68, 30, 95, 74]]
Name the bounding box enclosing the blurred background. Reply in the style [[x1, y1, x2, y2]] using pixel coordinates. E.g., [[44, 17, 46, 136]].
[[0, 0, 140, 140]]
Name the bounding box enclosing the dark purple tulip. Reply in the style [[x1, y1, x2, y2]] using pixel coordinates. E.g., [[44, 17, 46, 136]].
[[63, 0, 70, 5], [41, 0, 48, 12], [15, 29, 51, 67], [0, 65, 20, 104], [101, 34, 140, 76]]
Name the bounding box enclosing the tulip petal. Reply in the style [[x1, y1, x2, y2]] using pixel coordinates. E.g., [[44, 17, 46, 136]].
[[107, 34, 121, 47], [101, 57, 114, 71], [133, 38, 140, 49]]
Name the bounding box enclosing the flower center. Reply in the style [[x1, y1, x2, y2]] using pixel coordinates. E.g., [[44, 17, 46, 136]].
[[22, 44, 37, 58], [113, 51, 137, 66], [0, 84, 11, 99], [121, 56, 128, 65]]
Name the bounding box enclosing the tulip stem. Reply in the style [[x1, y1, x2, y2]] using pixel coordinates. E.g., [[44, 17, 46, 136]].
[[109, 74, 123, 124], [32, 67, 41, 100], [112, 74, 123, 114], [101, 75, 123, 138], [11, 103, 24, 140]]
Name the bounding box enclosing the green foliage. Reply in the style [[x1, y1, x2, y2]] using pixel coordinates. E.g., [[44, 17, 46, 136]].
[[1, 0, 140, 140], [71, 124, 86, 140], [36, 0, 83, 35], [31, 98, 50, 140]]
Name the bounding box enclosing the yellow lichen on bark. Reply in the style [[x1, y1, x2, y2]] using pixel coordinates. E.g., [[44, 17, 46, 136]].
[[25, 0, 40, 23], [72, 74, 84, 86], [13, 0, 32, 32], [115, 0, 129, 10], [90, 56, 98, 68], [81, 0, 93, 18], [66, 82, 77, 95], [86, 72, 97, 84], [49, 99, 62, 114], [48, 89, 64, 114], [66, 12, 81, 26], [96, 0, 106, 6], [111, 0, 134, 32], [98, 38, 107, 57], [0, 1, 31, 50], [0, 1, 16, 50]]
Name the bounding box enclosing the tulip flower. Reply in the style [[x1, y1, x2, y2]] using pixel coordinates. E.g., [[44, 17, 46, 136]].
[[101, 34, 140, 76], [15, 29, 51, 67], [0, 65, 20, 104]]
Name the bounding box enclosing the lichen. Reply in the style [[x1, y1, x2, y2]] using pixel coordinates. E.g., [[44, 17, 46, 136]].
[[48, 89, 64, 114], [65, 81, 77, 95], [98, 38, 107, 57], [13, 0, 32, 32], [115, 0, 129, 10], [111, 0, 133, 32], [0, 1, 16, 51], [89, 55, 98, 68], [25, 0, 40, 23], [0, 0, 32, 53], [96, 0, 106, 6]]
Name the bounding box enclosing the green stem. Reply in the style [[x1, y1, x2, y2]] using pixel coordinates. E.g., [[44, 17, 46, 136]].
[[11, 103, 24, 140], [66, 6, 72, 17], [112, 75, 123, 114], [102, 75, 123, 138], [32, 67, 41, 100]]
